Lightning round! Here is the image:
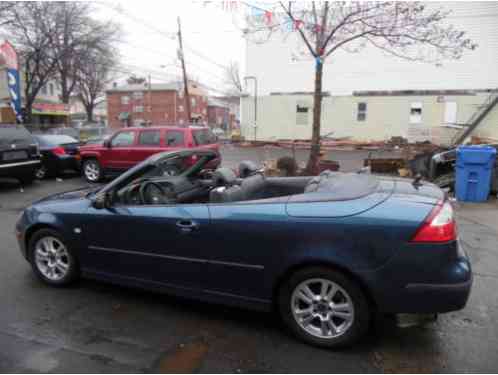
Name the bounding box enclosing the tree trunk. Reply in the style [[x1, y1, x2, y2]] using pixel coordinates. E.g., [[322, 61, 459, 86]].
[[85, 104, 94, 123], [24, 102, 33, 124], [305, 59, 323, 175]]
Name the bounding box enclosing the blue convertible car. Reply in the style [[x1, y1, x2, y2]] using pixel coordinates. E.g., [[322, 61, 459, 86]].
[[16, 149, 472, 348]]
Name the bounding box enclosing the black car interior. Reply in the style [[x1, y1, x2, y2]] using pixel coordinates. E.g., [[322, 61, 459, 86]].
[[116, 159, 315, 206]]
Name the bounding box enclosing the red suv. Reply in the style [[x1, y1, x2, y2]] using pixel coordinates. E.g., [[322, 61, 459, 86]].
[[79, 126, 221, 182]]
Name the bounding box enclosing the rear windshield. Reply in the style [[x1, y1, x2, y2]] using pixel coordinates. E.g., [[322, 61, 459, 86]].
[[0, 125, 33, 147], [35, 135, 78, 147], [192, 129, 217, 145]]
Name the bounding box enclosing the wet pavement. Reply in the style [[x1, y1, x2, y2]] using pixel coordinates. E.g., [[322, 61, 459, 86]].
[[0, 146, 497, 373]]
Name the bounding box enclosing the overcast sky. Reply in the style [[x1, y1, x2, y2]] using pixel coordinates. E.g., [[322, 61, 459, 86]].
[[94, 0, 248, 94]]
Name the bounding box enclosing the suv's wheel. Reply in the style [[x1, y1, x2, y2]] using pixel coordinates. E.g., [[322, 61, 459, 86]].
[[28, 229, 79, 286], [83, 159, 102, 183], [19, 174, 35, 185], [278, 267, 370, 348]]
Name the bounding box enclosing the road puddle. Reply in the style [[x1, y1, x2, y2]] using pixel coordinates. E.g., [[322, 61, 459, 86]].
[[157, 341, 209, 373]]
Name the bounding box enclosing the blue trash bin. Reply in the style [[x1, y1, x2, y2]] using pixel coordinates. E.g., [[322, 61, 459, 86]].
[[456, 146, 496, 202]]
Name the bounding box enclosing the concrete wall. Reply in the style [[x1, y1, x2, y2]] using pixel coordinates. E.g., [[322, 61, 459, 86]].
[[241, 92, 498, 145]]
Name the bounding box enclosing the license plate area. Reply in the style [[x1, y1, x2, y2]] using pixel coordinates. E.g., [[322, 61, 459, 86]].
[[3, 150, 28, 161]]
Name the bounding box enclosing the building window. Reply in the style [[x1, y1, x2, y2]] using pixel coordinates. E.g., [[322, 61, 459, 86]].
[[165, 130, 185, 147], [49, 83, 54, 96], [121, 96, 130, 105], [178, 90, 184, 99], [410, 102, 423, 124], [296, 101, 310, 125], [357, 102, 367, 121], [133, 91, 144, 99], [178, 105, 184, 112], [138, 130, 160, 146], [444, 102, 457, 125], [191, 97, 196, 107], [133, 105, 144, 113]]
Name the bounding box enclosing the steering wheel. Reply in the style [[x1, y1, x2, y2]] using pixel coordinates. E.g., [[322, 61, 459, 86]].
[[139, 181, 177, 205], [124, 183, 142, 205]]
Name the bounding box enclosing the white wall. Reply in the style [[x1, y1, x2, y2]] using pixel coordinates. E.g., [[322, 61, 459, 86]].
[[245, 2, 498, 96]]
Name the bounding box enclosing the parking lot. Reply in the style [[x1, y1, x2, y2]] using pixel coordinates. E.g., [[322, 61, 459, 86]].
[[1, 146, 498, 373]]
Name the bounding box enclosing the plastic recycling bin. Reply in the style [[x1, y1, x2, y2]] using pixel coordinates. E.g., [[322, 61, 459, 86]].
[[456, 145, 496, 202]]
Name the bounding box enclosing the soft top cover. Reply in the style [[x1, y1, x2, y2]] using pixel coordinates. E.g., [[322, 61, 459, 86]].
[[293, 171, 380, 202]]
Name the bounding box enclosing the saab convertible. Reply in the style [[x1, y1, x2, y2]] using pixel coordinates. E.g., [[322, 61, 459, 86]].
[[15, 149, 472, 348]]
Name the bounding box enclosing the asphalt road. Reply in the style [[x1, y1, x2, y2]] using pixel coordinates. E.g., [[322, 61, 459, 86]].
[[0, 146, 497, 373]]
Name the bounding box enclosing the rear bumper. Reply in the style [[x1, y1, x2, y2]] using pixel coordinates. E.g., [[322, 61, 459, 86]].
[[359, 240, 472, 314], [56, 154, 80, 171]]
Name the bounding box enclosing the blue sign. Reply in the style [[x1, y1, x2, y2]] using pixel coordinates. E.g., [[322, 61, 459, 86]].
[[0, 41, 23, 123]]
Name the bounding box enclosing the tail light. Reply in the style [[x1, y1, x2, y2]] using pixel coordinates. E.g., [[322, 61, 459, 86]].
[[52, 146, 66, 156], [410, 201, 457, 243]]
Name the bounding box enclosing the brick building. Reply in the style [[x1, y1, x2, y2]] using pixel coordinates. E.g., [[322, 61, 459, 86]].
[[207, 97, 240, 132], [106, 82, 208, 129]]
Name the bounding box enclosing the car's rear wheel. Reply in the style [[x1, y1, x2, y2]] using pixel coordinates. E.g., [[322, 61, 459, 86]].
[[278, 267, 370, 348], [28, 229, 79, 286], [83, 159, 102, 183]]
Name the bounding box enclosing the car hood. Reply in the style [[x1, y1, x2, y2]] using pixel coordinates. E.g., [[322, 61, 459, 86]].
[[34, 185, 102, 204]]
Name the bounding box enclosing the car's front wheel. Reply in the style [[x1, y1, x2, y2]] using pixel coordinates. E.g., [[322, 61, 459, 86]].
[[29, 229, 79, 286], [82, 159, 102, 183], [278, 267, 370, 348]]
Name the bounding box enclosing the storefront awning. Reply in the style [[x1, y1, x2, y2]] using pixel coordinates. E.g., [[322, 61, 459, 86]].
[[32, 102, 70, 116]]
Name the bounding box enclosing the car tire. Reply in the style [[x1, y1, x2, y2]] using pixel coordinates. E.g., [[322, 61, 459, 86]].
[[82, 158, 102, 183], [278, 267, 370, 348], [28, 229, 79, 286], [19, 174, 35, 185]]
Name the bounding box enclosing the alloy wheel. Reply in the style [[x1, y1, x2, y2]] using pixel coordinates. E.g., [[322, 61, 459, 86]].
[[35, 166, 47, 179], [84, 160, 100, 182], [291, 278, 355, 339], [34, 236, 71, 281]]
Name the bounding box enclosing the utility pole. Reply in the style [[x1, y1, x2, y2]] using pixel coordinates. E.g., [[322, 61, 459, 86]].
[[177, 16, 191, 125], [148, 74, 152, 126]]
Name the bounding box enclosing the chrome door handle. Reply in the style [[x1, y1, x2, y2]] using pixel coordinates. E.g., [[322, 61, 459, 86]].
[[176, 220, 199, 232]]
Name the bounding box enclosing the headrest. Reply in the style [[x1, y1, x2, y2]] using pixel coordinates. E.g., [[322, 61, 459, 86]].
[[212, 167, 237, 186], [239, 160, 259, 178]]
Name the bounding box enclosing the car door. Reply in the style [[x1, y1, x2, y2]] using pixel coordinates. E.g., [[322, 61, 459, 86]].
[[82, 202, 210, 290], [106, 130, 137, 171], [204, 202, 290, 302], [128, 129, 164, 165]]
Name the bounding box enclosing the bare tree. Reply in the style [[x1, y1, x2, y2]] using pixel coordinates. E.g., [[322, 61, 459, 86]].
[[0, 2, 16, 26], [6, 3, 59, 123], [224, 61, 243, 95], [126, 75, 147, 85], [246, 2, 476, 172], [76, 48, 117, 123], [49, 2, 120, 104]]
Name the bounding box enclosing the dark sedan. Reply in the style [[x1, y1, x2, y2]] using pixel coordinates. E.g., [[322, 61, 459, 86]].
[[15, 149, 472, 348], [33, 134, 81, 179]]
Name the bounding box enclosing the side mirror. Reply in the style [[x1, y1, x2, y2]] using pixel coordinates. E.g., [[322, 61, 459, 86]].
[[103, 139, 111, 148], [91, 193, 112, 210]]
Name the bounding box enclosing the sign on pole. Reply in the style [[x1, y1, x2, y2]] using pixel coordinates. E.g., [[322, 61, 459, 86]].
[[0, 41, 23, 123]]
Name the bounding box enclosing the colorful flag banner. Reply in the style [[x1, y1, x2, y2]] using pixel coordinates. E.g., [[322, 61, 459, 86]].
[[0, 41, 22, 123]]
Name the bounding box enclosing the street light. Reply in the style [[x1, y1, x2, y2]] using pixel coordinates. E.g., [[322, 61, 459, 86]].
[[244, 76, 258, 141]]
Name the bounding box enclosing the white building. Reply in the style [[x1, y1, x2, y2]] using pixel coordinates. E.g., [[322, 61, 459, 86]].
[[241, 2, 498, 144]]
